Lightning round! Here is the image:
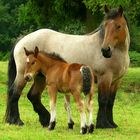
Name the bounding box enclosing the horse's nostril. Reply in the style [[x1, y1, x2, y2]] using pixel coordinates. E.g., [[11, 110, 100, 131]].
[[101, 47, 111, 52], [101, 46, 112, 58], [106, 47, 110, 52]]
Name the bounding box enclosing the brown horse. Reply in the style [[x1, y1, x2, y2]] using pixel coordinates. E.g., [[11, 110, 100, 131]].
[[24, 47, 94, 134], [5, 5, 130, 129]]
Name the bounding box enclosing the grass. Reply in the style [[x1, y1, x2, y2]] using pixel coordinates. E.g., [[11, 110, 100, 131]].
[[0, 61, 140, 140]]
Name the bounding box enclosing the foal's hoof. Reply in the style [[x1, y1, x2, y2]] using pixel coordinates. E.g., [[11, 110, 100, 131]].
[[80, 125, 88, 134], [88, 124, 94, 133], [68, 120, 74, 129], [48, 121, 56, 130], [7, 118, 24, 126]]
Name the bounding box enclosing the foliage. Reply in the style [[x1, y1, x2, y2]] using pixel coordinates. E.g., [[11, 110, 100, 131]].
[[0, 0, 140, 55], [129, 51, 140, 67], [83, 0, 131, 14]]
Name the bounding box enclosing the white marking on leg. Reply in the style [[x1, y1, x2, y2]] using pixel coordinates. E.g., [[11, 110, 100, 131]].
[[89, 111, 93, 125], [64, 97, 72, 123], [80, 112, 87, 128], [50, 101, 56, 122]]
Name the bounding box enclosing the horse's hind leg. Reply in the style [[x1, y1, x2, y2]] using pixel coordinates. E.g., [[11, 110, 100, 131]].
[[64, 95, 74, 129], [27, 73, 50, 127], [5, 74, 26, 125], [106, 80, 120, 128]]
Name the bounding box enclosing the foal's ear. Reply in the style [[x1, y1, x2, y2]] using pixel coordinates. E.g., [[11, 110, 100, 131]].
[[34, 46, 39, 57], [24, 47, 30, 56], [118, 5, 123, 16], [104, 5, 110, 14]]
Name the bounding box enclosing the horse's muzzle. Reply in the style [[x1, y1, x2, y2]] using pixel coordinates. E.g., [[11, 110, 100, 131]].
[[101, 47, 112, 58]]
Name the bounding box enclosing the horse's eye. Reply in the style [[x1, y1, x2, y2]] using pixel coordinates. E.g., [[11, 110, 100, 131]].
[[117, 25, 121, 29]]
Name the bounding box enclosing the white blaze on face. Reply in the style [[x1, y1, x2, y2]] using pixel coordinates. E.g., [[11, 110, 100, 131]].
[[26, 57, 30, 63]]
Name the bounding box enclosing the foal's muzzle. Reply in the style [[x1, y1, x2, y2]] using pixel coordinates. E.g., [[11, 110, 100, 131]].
[[101, 47, 112, 58], [24, 75, 32, 82]]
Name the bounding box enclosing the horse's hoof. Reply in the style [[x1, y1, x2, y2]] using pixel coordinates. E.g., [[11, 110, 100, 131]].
[[68, 120, 74, 129], [88, 124, 94, 133], [110, 121, 118, 128], [6, 119, 24, 126], [96, 120, 113, 129], [39, 112, 50, 127], [48, 121, 56, 130], [7, 117, 24, 126], [16, 119, 24, 126], [80, 125, 88, 134]]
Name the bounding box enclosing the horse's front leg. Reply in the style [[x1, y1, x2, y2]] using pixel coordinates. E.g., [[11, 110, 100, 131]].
[[5, 74, 26, 126], [64, 95, 74, 129], [48, 86, 57, 130], [27, 74, 50, 127], [96, 74, 113, 128], [106, 80, 120, 128]]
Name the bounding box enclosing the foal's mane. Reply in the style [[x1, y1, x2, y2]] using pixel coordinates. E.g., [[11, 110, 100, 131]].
[[40, 51, 67, 63]]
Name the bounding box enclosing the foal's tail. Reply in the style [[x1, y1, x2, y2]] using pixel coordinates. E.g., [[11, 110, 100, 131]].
[[80, 66, 93, 96]]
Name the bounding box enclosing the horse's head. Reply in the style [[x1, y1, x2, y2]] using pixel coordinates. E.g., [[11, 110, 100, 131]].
[[24, 47, 40, 81], [101, 5, 127, 58]]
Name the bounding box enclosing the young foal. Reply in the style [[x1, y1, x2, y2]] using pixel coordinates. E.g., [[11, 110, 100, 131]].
[[24, 47, 94, 134]]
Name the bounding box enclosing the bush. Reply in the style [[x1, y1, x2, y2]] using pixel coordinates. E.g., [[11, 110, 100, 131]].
[[129, 51, 140, 67], [0, 51, 10, 61]]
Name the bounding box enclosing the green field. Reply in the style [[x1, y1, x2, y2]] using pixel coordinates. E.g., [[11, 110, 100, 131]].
[[0, 61, 140, 140]]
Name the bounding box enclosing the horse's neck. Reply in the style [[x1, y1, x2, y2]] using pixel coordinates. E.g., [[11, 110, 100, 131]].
[[125, 26, 130, 51]]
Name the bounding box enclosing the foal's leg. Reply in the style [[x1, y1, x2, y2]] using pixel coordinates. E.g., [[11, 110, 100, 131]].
[[96, 74, 113, 128], [106, 80, 120, 128], [72, 91, 87, 134], [86, 90, 94, 133], [27, 73, 50, 127], [5, 73, 26, 125], [64, 95, 74, 129], [48, 86, 57, 130]]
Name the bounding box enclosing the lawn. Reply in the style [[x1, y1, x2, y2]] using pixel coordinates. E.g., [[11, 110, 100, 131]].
[[0, 61, 140, 140]]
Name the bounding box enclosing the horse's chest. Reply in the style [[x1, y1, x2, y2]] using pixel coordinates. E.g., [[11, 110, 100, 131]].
[[111, 54, 130, 79]]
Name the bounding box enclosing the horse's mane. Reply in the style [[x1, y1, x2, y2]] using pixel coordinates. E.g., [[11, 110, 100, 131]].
[[40, 51, 67, 63], [87, 8, 129, 37]]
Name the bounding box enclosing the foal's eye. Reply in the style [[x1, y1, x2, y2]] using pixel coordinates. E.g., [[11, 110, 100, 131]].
[[31, 61, 35, 65]]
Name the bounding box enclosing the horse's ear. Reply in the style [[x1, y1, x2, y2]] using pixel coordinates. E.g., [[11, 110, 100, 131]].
[[118, 5, 123, 16], [24, 47, 30, 56], [104, 5, 109, 14], [34, 46, 39, 57]]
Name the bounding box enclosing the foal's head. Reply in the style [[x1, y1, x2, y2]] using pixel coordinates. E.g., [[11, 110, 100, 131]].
[[24, 47, 40, 81], [101, 5, 128, 58]]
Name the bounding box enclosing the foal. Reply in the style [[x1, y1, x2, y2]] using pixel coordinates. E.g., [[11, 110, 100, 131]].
[[24, 47, 94, 134]]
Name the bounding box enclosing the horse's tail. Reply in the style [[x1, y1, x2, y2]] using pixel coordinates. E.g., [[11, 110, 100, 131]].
[[5, 47, 17, 121], [80, 66, 92, 96], [8, 47, 16, 91]]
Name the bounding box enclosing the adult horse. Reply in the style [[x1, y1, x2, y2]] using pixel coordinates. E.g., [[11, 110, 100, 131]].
[[5, 5, 130, 128]]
